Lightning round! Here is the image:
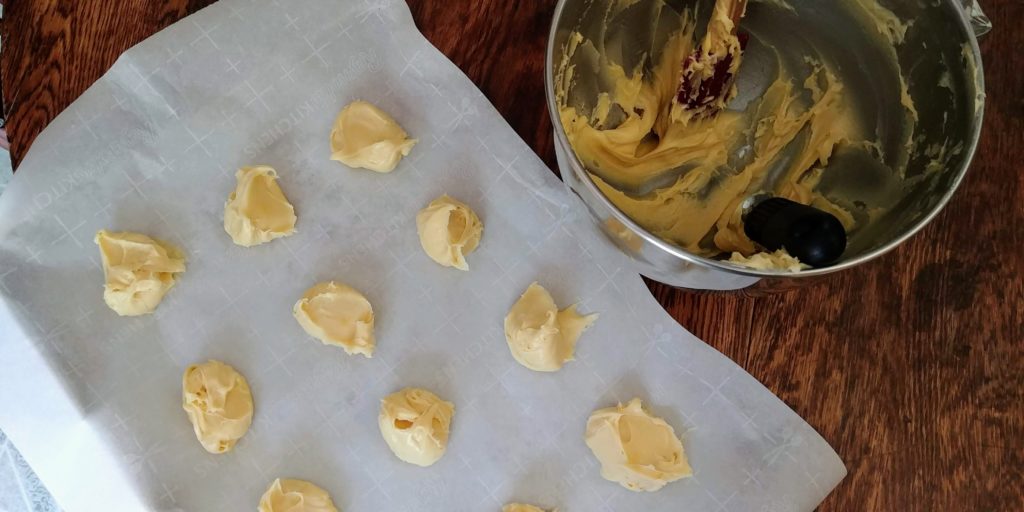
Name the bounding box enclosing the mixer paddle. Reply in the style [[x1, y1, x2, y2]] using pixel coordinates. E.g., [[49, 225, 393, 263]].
[[743, 197, 848, 268], [677, 0, 749, 117]]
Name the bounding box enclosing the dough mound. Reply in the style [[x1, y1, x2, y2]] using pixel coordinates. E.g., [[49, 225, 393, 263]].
[[182, 360, 254, 454], [502, 504, 548, 512], [504, 282, 597, 372], [378, 387, 454, 467], [94, 230, 186, 316], [416, 194, 483, 270], [728, 249, 804, 272], [224, 166, 297, 247], [293, 281, 375, 357], [257, 478, 338, 512], [329, 100, 417, 173], [585, 398, 692, 492]]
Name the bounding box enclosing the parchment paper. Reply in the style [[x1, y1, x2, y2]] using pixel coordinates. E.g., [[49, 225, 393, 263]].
[[0, 0, 845, 510]]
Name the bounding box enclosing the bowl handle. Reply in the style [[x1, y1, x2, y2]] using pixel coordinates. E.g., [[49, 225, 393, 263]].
[[959, 0, 992, 37]]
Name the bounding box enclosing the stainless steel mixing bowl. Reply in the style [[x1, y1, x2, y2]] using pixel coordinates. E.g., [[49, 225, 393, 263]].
[[546, 0, 989, 290]]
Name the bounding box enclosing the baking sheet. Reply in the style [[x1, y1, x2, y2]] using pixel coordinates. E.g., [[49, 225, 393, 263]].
[[0, 0, 845, 510]]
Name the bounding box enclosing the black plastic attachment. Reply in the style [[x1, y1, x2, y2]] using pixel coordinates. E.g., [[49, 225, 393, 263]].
[[744, 197, 847, 268]]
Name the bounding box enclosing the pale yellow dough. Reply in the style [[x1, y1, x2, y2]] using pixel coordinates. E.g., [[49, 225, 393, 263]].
[[585, 398, 692, 492], [378, 387, 454, 467], [293, 281, 375, 357], [504, 282, 597, 372], [182, 360, 253, 454], [502, 504, 549, 512], [329, 100, 417, 172], [729, 250, 804, 272], [223, 166, 297, 247], [94, 230, 186, 316], [416, 195, 483, 270], [257, 478, 338, 512]]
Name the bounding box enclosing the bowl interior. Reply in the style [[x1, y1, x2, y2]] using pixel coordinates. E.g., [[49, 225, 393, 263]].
[[549, 0, 983, 271]]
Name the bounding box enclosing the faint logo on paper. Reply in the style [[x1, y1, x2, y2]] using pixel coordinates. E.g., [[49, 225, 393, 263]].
[[760, 495, 799, 512], [106, 316, 159, 351], [431, 338, 487, 389], [338, 208, 406, 267], [289, 360, 362, 412], [446, 97, 479, 131], [192, 456, 226, 478], [21, 119, 160, 224], [553, 454, 598, 495], [242, 49, 381, 159], [360, 0, 396, 24], [342, 49, 382, 78], [762, 428, 805, 467], [156, 481, 182, 510], [408, 472, 449, 503], [123, 440, 166, 476], [651, 323, 672, 346]]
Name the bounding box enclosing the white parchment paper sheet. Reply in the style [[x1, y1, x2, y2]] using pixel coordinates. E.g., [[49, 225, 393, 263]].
[[0, 0, 845, 510]]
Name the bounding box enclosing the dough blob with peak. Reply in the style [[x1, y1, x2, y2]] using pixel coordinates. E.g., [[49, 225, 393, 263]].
[[223, 166, 297, 247], [293, 281, 375, 357], [378, 387, 454, 467], [504, 282, 597, 372], [95, 230, 186, 316], [502, 504, 548, 512], [585, 398, 692, 492], [182, 360, 253, 454], [416, 195, 483, 270], [257, 478, 338, 512], [330, 100, 417, 172]]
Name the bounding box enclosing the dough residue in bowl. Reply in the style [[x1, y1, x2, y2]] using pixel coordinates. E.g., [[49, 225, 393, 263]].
[[555, 0, 919, 270]]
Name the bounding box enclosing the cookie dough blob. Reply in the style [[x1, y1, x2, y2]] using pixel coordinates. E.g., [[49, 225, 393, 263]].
[[329, 100, 417, 173], [378, 388, 455, 467], [182, 360, 253, 454], [94, 230, 186, 316], [729, 249, 804, 272], [504, 282, 598, 372], [585, 398, 692, 492], [293, 281, 375, 357], [257, 478, 338, 512], [502, 504, 548, 512], [415, 195, 483, 270], [223, 166, 297, 247]]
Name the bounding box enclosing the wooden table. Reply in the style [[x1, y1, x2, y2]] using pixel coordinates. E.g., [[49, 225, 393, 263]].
[[3, 0, 1021, 509]]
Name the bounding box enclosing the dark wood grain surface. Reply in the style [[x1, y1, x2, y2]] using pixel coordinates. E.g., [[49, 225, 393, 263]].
[[3, 0, 1022, 509]]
